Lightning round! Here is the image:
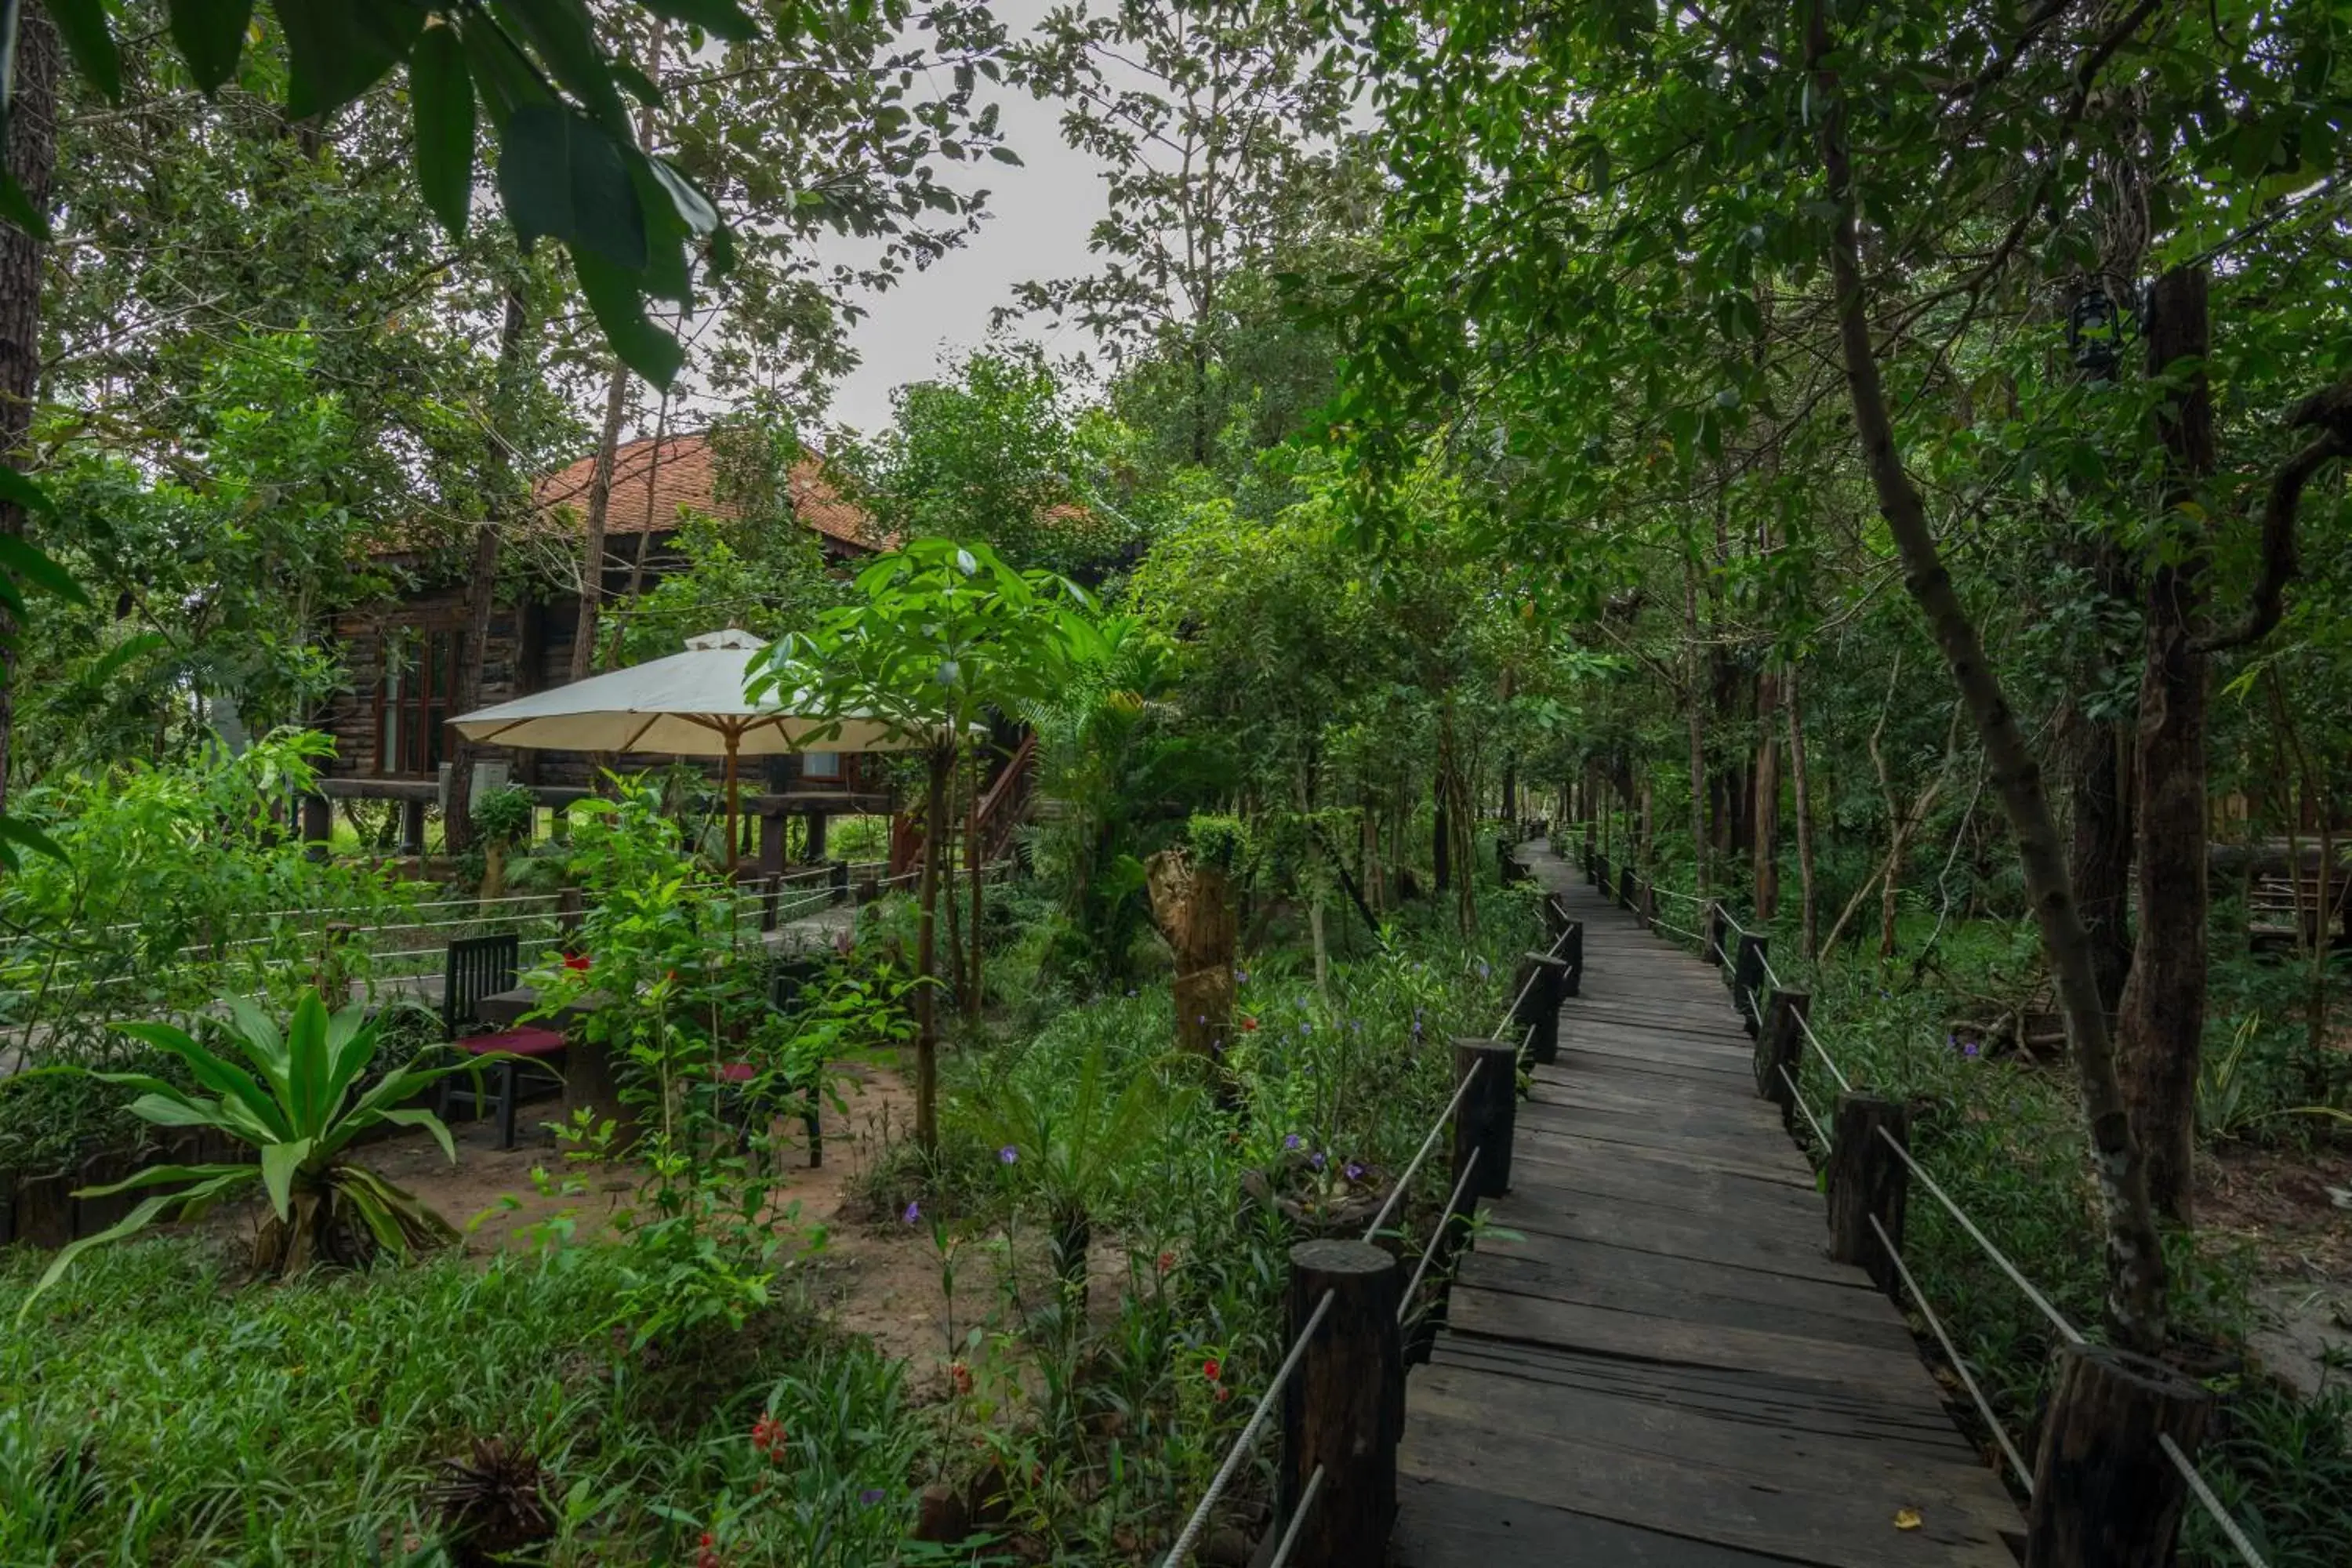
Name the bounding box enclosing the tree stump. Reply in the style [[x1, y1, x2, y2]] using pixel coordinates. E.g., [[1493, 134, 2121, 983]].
[[2024, 1344, 2210, 1567], [1279, 1240, 1401, 1567], [1147, 848, 1238, 1062]]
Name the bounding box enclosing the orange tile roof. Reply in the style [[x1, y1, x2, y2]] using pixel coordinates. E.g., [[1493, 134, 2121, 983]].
[[529, 430, 878, 550]]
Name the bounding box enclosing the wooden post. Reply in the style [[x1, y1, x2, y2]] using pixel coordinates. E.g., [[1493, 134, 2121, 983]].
[[1638, 878, 1656, 928], [1616, 864, 1635, 910], [1561, 920, 1583, 997], [1754, 990, 1807, 1132], [1733, 932, 1768, 1036], [1592, 851, 1609, 891], [2024, 1344, 2212, 1568], [299, 793, 332, 862], [1451, 1037, 1518, 1201], [759, 813, 786, 878], [1704, 902, 1729, 968], [400, 798, 428, 855], [1826, 1094, 1909, 1294], [1279, 1240, 1402, 1567], [1514, 952, 1570, 1065], [1495, 835, 1519, 885], [805, 809, 829, 862], [829, 858, 851, 906]]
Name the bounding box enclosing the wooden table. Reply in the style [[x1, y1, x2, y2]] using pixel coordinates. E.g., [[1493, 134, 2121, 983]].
[[473, 987, 632, 1142]]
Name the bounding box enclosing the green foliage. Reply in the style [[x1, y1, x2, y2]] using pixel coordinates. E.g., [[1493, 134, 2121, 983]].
[[0, 1238, 931, 1563], [17, 991, 475, 1316], [469, 782, 538, 848]]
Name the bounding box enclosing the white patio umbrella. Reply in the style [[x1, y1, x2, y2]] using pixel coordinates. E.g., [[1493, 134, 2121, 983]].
[[448, 629, 924, 866]]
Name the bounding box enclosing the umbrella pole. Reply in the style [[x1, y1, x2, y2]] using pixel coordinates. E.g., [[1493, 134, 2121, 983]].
[[724, 731, 741, 872]]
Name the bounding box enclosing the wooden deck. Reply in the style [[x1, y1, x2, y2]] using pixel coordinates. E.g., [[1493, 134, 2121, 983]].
[[1392, 844, 2024, 1567]]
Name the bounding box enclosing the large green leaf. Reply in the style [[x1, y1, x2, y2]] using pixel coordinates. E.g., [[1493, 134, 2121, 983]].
[[16, 1170, 251, 1322], [284, 990, 331, 1134], [218, 996, 293, 1105], [499, 103, 648, 270], [274, 0, 421, 119], [0, 463, 55, 514], [0, 812, 66, 867], [260, 1138, 312, 1221], [73, 1160, 253, 1200], [410, 20, 474, 238], [492, 0, 630, 135], [644, 0, 760, 42], [377, 1106, 459, 1163], [113, 1019, 289, 1142], [572, 246, 683, 389], [167, 0, 254, 93], [320, 1001, 382, 1117], [0, 534, 89, 604], [45, 0, 120, 102]]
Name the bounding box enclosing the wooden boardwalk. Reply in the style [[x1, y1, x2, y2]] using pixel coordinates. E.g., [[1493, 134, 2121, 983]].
[[1392, 844, 2024, 1567]]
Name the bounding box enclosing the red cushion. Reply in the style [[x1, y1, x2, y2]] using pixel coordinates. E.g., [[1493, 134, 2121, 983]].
[[716, 1062, 757, 1084], [464, 1026, 568, 1058]]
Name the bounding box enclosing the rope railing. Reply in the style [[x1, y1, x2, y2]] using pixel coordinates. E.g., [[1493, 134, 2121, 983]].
[[1777, 1063, 1831, 1151], [1363, 1057, 1487, 1243], [1262, 1466, 1326, 1568], [1867, 1214, 2035, 1494], [1871, 1123, 2083, 1348], [1160, 1290, 1334, 1566], [1397, 1147, 1481, 1322], [2161, 1434, 2273, 1568], [1793, 1007, 1854, 1095]]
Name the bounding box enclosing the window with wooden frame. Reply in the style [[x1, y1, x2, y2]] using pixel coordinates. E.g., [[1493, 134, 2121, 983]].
[[375, 625, 463, 776]]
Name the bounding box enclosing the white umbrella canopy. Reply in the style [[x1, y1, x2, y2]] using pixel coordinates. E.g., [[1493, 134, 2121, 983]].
[[448, 629, 937, 866], [448, 629, 925, 756]]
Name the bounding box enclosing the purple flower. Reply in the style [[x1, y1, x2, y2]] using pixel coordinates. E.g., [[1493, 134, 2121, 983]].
[[1345, 1162, 1365, 1182], [1125, 989, 1137, 998], [1350, 1019, 1362, 1033], [1299, 1021, 1312, 1035], [1284, 1133, 1302, 1150], [1964, 1041, 1980, 1059], [1310, 1151, 1327, 1171], [903, 1201, 921, 1225], [1477, 960, 1491, 982], [1411, 1019, 1423, 1036], [1196, 1014, 1207, 1025], [999, 1145, 1018, 1165], [1236, 968, 1249, 984], [859, 1487, 885, 1507]]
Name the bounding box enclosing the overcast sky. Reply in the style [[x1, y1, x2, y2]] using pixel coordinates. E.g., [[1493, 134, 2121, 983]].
[[814, 0, 1106, 438]]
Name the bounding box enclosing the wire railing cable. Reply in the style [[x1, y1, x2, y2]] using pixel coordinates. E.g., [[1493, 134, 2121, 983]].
[[1777, 1063, 1832, 1151], [1161, 1290, 1334, 1566], [1363, 1056, 1486, 1243], [1397, 1146, 1481, 1323], [1262, 1466, 1326, 1568], [1873, 1125, 2085, 1346], [1794, 1008, 1855, 1095], [1867, 1214, 2035, 1494], [2160, 1432, 2273, 1568]]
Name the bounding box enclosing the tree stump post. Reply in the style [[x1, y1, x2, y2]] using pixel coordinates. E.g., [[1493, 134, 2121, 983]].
[[1495, 834, 1520, 886], [1616, 864, 1635, 911], [1146, 849, 1238, 1066], [1754, 991, 1808, 1132], [400, 798, 428, 855], [1826, 1094, 1909, 1294], [1561, 920, 1583, 998], [2024, 1344, 2212, 1568], [1592, 851, 1609, 891], [1705, 902, 1729, 968], [1279, 1240, 1402, 1567], [1451, 1037, 1518, 1201], [758, 812, 787, 878], [1514, 952, 1570, 1065], [299, 793, 332, 862], [1732, 932, 1769, 1035]]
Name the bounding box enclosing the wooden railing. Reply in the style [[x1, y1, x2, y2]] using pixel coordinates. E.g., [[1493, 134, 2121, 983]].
[[887, 731, 1038, 880]]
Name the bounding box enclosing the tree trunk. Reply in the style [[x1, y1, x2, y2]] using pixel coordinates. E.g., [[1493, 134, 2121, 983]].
[[1808, 0, 2167, 1350], [2117, 267, 2214, 1223], [445, 284, 533, 854], [913, 743, 952, 1150], [1682, 548, 1708, 895], [966, 745, 983, 1022], [565, 18, 666, 684], [1786, 665, 1819, 957], [0, 5, 59, 812], [1754, 667, 1780, 919], [2063, 693, 2135, 1018]]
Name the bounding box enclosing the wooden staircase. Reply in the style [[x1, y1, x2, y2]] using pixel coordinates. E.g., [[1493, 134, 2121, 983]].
[[887, 731, 1038, 880]]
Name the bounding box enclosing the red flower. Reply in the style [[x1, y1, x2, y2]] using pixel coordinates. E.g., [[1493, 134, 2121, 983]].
[[1240, 1016, 1258, 1031], [1203, 1358, 1221, 1382], [951, 1360, 974, 1396], [751, 1413, 786, 1461], [1214, 1385, 1232, 1403], [1156, 1250, 1175, 1274], [561, 952, 590, 973]]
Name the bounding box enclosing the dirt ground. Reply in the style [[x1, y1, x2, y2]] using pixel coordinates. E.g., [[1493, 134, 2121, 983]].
[[353, 1061, 1137, 1395], [2197, 1139, 2352, 1399]]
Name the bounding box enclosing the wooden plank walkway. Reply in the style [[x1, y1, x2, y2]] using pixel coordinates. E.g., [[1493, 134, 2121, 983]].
[[1392, 843, 2024, 1567]]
